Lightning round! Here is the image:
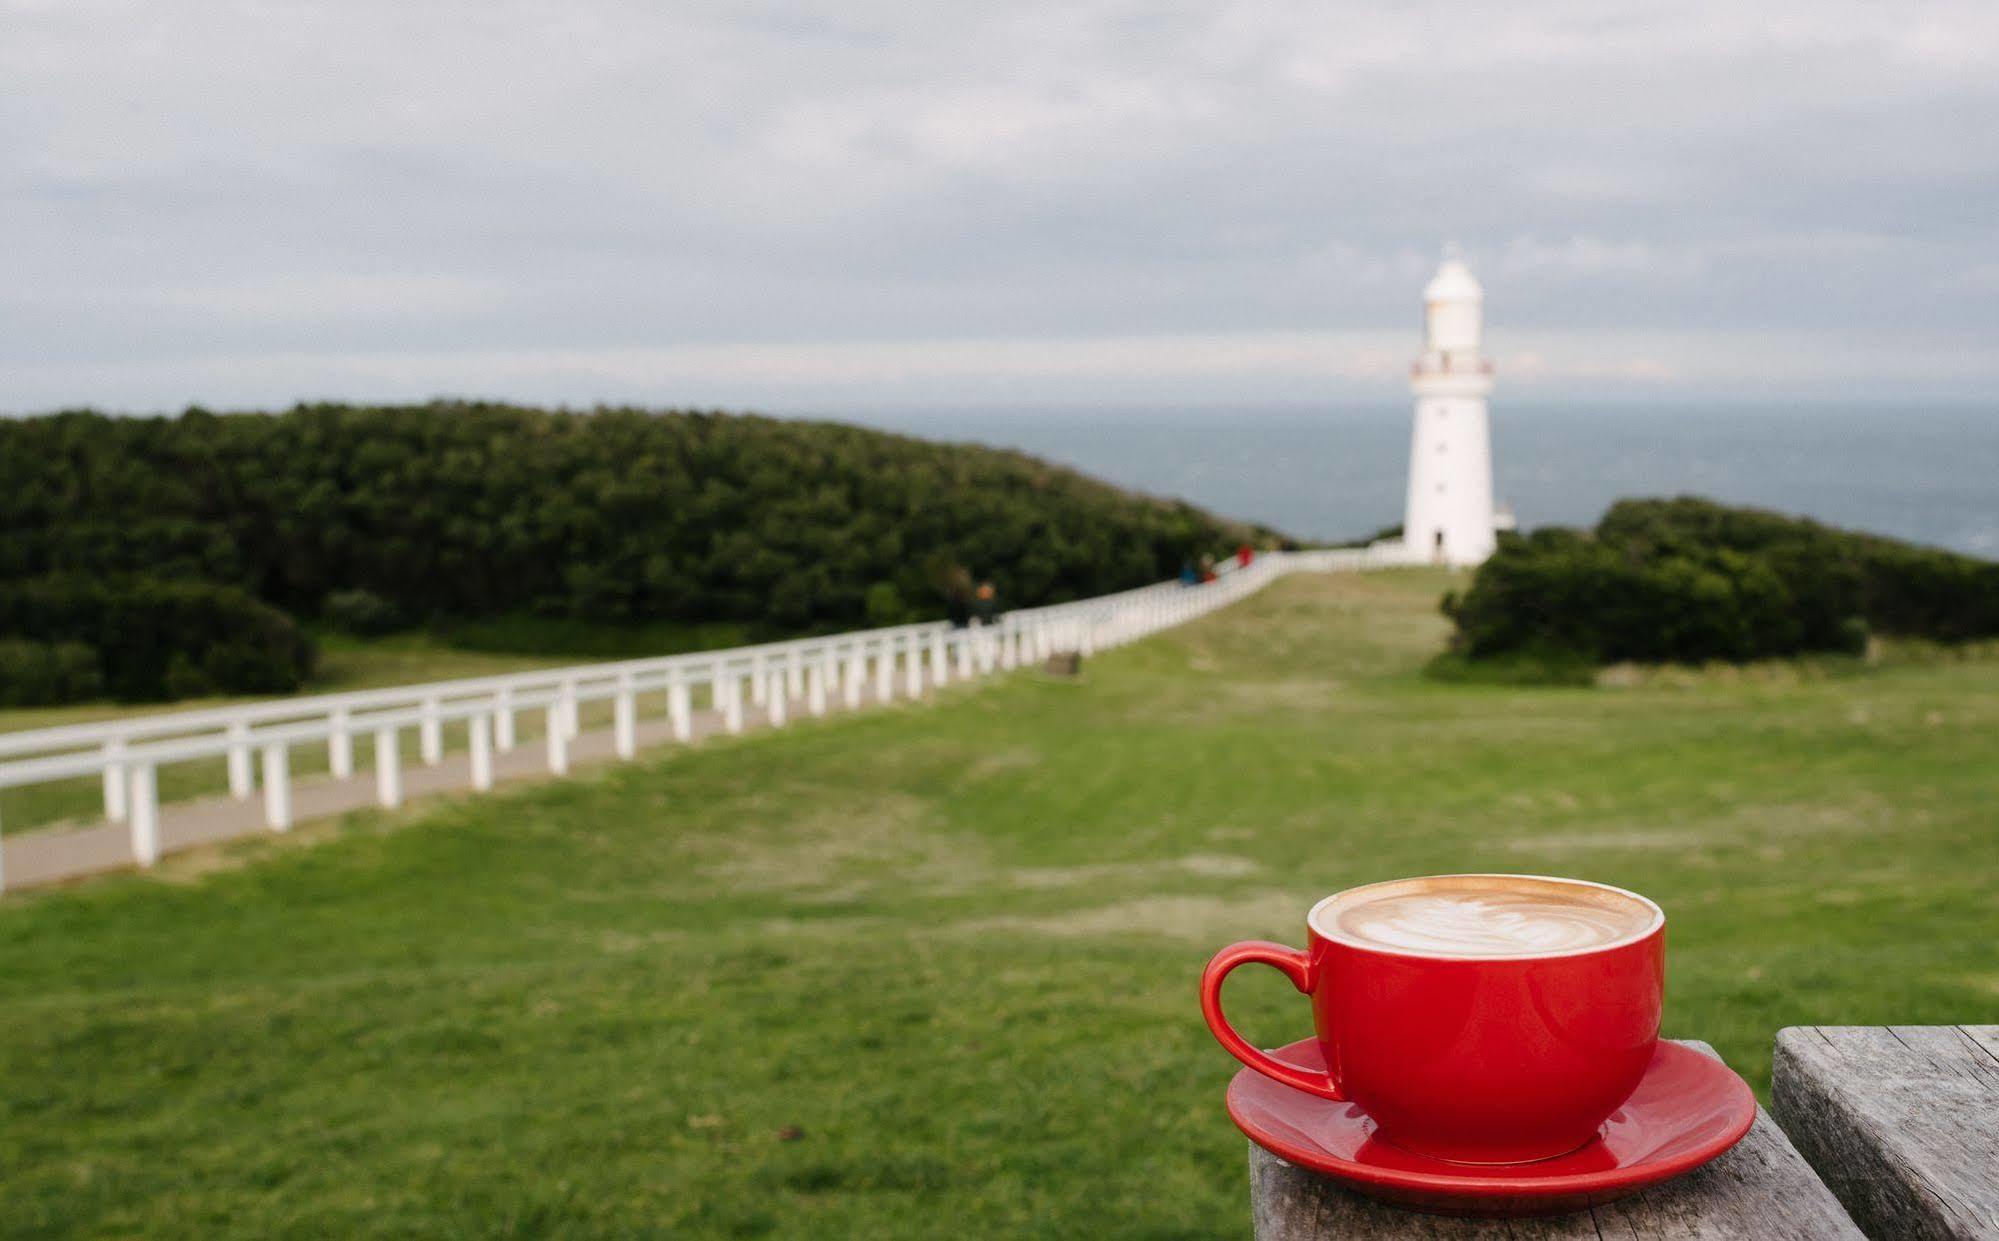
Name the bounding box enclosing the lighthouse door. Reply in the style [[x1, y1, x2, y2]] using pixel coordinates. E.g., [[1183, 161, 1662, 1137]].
[[1432, 529, 1445, 562]]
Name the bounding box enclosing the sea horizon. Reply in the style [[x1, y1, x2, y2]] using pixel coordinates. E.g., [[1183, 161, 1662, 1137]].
[[812, 400, 1999, 558]]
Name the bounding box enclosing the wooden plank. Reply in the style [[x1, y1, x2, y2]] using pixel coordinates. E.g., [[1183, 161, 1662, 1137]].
[[1772, 1025, 1999, 1240], [1251, 1041, 1862, 1239]]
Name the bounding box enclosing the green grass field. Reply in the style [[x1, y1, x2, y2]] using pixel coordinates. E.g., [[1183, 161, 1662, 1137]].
[[2, 570, 1995, 1238]]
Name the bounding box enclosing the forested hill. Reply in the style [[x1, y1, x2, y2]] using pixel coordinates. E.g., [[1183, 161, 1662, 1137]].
[[0, 404, 1282, 698]]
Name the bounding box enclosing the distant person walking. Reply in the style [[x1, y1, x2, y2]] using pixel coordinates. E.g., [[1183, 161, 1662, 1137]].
[[974, 580, 998, 625], [1199, 553, 1217, 584], [1236, 543, 1254, 570], [1180, 558, 1199, 587], [942, 564, 974, 628]]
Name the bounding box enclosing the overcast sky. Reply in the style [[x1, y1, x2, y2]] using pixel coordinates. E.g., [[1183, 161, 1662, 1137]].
[[4, 0, 1996, 414]]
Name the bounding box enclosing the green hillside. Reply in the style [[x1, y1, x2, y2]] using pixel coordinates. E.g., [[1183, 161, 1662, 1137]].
[[0, 404, 1279, 703]]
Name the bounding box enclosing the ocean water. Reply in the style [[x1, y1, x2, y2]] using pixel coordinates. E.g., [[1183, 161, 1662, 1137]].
[[841, 404, 1999, 556]]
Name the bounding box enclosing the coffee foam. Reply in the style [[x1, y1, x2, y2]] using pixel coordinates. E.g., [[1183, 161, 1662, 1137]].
[[1313, 876, 1658, 958]]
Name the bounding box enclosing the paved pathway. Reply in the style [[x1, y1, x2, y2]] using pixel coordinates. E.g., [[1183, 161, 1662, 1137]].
[[1, 680, 918, 892]]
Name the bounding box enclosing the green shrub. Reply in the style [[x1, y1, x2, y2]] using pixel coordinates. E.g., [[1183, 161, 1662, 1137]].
[[1836, 615, 1872, 656], [1447, 498, 1999, 667], [1599, 497, 1999, 642], [863, 582, 908, 627], [322, 587, 408, 636], [0, 576, 315, 701], [0, 405, 1277, 634], [0, 639, 105, 706]]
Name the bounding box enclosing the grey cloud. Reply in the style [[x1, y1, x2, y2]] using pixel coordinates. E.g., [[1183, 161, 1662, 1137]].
[[1, 0, 1996, 409]]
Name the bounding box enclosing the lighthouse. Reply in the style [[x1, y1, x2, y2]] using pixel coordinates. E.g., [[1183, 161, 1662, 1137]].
[[1399, 253, 1498, 566]]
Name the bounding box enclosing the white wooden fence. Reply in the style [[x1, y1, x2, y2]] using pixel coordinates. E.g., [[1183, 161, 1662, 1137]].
[[0, 548, 1400, 891]]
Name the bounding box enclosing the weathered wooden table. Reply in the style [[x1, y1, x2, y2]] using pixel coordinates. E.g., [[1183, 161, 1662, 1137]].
[[1252, 1028, 1999, 1238], [1773, 1025, 1999, 1240]]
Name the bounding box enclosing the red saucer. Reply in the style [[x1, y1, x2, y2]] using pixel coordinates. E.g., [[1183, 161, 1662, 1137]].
[[1227, 1038, 1756, 1218]]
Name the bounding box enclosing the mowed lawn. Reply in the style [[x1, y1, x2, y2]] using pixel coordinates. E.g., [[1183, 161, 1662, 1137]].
[[2, 570, 1995, 1238]]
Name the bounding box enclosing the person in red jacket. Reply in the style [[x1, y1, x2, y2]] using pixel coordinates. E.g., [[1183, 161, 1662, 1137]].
[[1236, 543, 1254, 569]]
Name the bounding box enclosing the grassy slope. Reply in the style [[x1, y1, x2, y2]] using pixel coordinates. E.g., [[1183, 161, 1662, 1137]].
[[2, 570, 1995, 1238]]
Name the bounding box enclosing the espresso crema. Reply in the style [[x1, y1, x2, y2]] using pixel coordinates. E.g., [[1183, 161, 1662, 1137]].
[[1316, 877, 1657, 957]]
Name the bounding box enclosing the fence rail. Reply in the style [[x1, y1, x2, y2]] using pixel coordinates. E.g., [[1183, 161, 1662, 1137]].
[[0, 548, 1406, 891]]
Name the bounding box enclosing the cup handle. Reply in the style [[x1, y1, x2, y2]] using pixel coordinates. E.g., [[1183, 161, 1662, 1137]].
[[1200, 940, 1345, 1100]]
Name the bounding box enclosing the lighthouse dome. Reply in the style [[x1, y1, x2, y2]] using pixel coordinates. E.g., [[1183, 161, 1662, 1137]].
[[1423, 255, 1484, 352], [1424, 258, 1482, 303]]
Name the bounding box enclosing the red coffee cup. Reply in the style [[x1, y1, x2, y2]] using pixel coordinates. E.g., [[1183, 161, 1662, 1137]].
[[1201, 874, 1665, 1165]]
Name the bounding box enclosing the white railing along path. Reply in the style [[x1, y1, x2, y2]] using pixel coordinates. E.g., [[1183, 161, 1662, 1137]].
[[0, 548, 1403, 890]]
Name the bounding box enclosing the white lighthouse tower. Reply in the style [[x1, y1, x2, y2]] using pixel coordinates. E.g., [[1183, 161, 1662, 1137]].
[[1399, 252, 1498, 566]]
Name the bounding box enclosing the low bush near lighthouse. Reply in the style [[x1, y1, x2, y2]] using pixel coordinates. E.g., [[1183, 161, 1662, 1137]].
[[1443, 497, 1999, 668]]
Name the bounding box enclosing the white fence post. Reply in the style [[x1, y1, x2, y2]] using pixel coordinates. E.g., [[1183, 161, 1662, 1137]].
[[931, 630, 950, 685], [495, 686, 516, 752], [470, 714, 493, 791], [227, 721, 254, 799], [806, 659, 827, 717], [723, 673, 745, 734], [375, 728, 401, 808], [786, 651, 805, 698], [561, 679, 580, 740], [768, 671, 788, 727], [843, 645, 864, 708], [875, 641, 895, 701], [420, 696, 443, 765], [329, 707, 354, 778], [614, 673, 637, 759], [129, 763, 159, 866], [668, 674, 692, 742], [101, 738, 128, 823], [904, 633, 923, 697], [261, 743, 291, 831], [546, 704, 569, 775], [750, 654, 768, 705]]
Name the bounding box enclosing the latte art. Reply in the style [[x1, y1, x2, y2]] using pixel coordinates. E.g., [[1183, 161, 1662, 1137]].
[[1328, 886, 1652, 957]]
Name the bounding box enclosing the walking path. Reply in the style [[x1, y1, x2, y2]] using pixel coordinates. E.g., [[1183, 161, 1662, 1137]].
[[0, 680, 903, 891]]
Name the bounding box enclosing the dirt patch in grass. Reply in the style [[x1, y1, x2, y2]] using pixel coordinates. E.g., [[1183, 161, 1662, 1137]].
[[699, 792, 989, 897], [958, 889, 1305, 941], [961, 746, 1040, 781], [1504, 828, 1708, 853], [1006, 853, 1261, 890]]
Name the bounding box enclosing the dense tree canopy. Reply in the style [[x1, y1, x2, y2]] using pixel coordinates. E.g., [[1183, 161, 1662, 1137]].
[[1445, 497, 1999, 665], [0, 403, 1281, 700]]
